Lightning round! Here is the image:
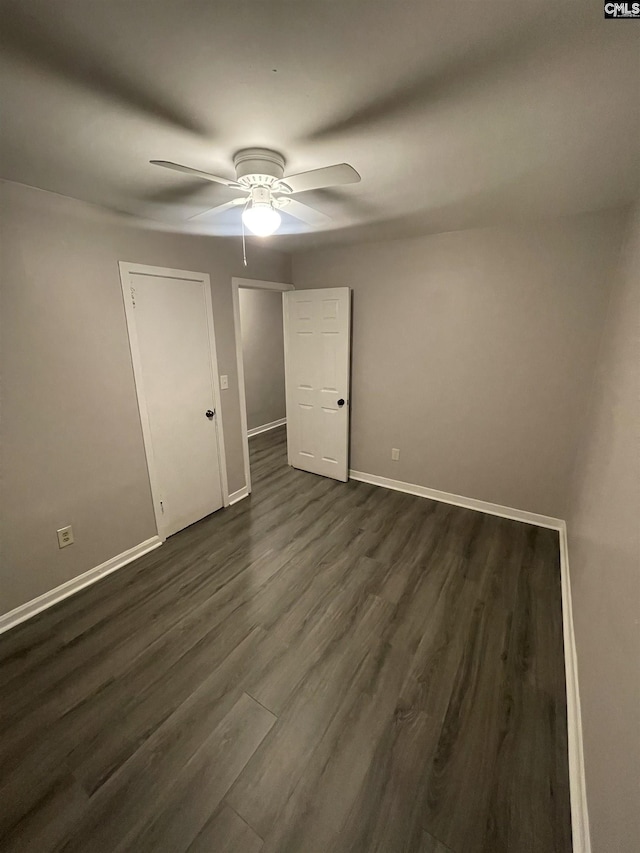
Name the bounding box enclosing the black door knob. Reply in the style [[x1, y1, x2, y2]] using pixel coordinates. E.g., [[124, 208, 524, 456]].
[[205, 409, 215, 419], [337, 399, 345, 407]]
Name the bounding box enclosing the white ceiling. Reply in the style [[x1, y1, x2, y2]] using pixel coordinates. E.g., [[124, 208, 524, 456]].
[[1, 0, 638, 250]]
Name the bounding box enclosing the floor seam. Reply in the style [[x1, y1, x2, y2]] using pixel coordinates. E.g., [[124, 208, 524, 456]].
[[243, 689, 279, 719], [222, 799, 265, 843]]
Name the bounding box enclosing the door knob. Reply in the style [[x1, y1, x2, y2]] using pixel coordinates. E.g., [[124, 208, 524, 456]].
[[337, 399, 345, 407], [205, 409, 215, 419]]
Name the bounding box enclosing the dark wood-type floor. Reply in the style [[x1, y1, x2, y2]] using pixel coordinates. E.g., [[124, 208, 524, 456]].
[[0, 427, 571, 852]]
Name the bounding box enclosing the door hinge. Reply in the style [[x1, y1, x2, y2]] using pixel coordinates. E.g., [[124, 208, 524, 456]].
[[160, 500, 164, 514]]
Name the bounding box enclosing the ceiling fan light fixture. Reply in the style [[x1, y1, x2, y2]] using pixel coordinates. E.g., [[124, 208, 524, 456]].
[[242, 201, 281, 237], [151, 149, 359, 235]]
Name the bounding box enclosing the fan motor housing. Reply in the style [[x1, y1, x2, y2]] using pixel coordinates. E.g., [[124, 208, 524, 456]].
[[233, 148, 286, 188]]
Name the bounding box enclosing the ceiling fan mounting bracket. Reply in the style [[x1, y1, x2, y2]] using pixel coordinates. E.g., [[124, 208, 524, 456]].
[[233, 148, 288, 189]]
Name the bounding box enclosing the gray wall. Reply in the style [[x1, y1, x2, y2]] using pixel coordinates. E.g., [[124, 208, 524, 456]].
[[566, 209, 639, 853], [0, 180, 291, 614], [238, 289, 286, 432], [293, 210, 627, 518]]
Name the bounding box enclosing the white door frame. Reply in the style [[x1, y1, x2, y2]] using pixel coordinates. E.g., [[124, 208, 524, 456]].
[[232, 277, 294, 497], [120, 262, 229, 540]]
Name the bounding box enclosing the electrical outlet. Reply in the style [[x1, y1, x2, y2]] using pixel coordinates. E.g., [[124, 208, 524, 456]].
[[57, 525, 74, 548], [391, 448, 400, 461], [220, 375, 229, 390]]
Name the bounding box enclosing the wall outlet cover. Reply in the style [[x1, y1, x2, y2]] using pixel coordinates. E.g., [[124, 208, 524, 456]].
[[57, 525, 74, 548], [391, 448, 400, 461]]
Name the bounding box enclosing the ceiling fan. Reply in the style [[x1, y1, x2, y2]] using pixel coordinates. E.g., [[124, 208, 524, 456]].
[[150, 148, 360, 236]]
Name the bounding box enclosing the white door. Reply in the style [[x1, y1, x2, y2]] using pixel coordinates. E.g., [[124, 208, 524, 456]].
[[121, 264, 226, 538], [284, 287, 351, 481]]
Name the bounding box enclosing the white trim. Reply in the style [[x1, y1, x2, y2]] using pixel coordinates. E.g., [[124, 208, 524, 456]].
[[232, 276, 294, 498], [348, 470, 564, 529], [0, 536, 162, 636], [202, 275, 230, 507], [348, 468, 590, 852], [283, 293, 292, 469], [247, 417, 287, 438], [232, 277, 294, 292], [228, 486, 250, 505], [559, 521, 591, 853], [119, 262, 230, 541]]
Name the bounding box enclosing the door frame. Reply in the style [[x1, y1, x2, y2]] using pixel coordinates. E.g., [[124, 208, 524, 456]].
[[232, 277, 294, 498], [119, 262, 229, 540]]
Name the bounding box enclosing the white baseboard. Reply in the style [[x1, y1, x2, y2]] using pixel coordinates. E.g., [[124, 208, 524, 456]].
[[228, 486, 250, 505], [0, 536, 163, 636], [559, 522, 591, 853], [348, 470, 564, 530], [247, 417, 287, 438], [349, 468, 589, 851]]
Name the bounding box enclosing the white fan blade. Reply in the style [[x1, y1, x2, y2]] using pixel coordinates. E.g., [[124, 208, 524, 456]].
[[151, 160, 242, 189], [188, 198, 247, 220], [279, 163, 360, 195], [279, 198, 332, 226]]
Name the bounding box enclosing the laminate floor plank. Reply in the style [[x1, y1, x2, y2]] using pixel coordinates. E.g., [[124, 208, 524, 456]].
[[68, 606, 264, 795], [245, 551, 390, 715], [0, 772, 89, 853], [416, 600, 513, 849], [126, 692, 275, 853], [258, 638, 411, 853], [226, 594, 395, 835], [0, 426, 571, 852], [57, 628, 271, 853], [336, 706, 440, 853], [419, 829, 455, 852], [186, 803, 263, 853]]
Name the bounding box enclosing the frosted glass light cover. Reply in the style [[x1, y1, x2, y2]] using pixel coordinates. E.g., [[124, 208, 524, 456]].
[[242, 203, 281, 236]]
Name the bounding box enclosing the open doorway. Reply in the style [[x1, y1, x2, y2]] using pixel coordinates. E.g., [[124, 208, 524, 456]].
[[232, 277, 294, 499]]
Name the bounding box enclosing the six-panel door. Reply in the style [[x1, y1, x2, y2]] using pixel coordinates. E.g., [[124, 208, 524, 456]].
[[284, 288, 351, 481]]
